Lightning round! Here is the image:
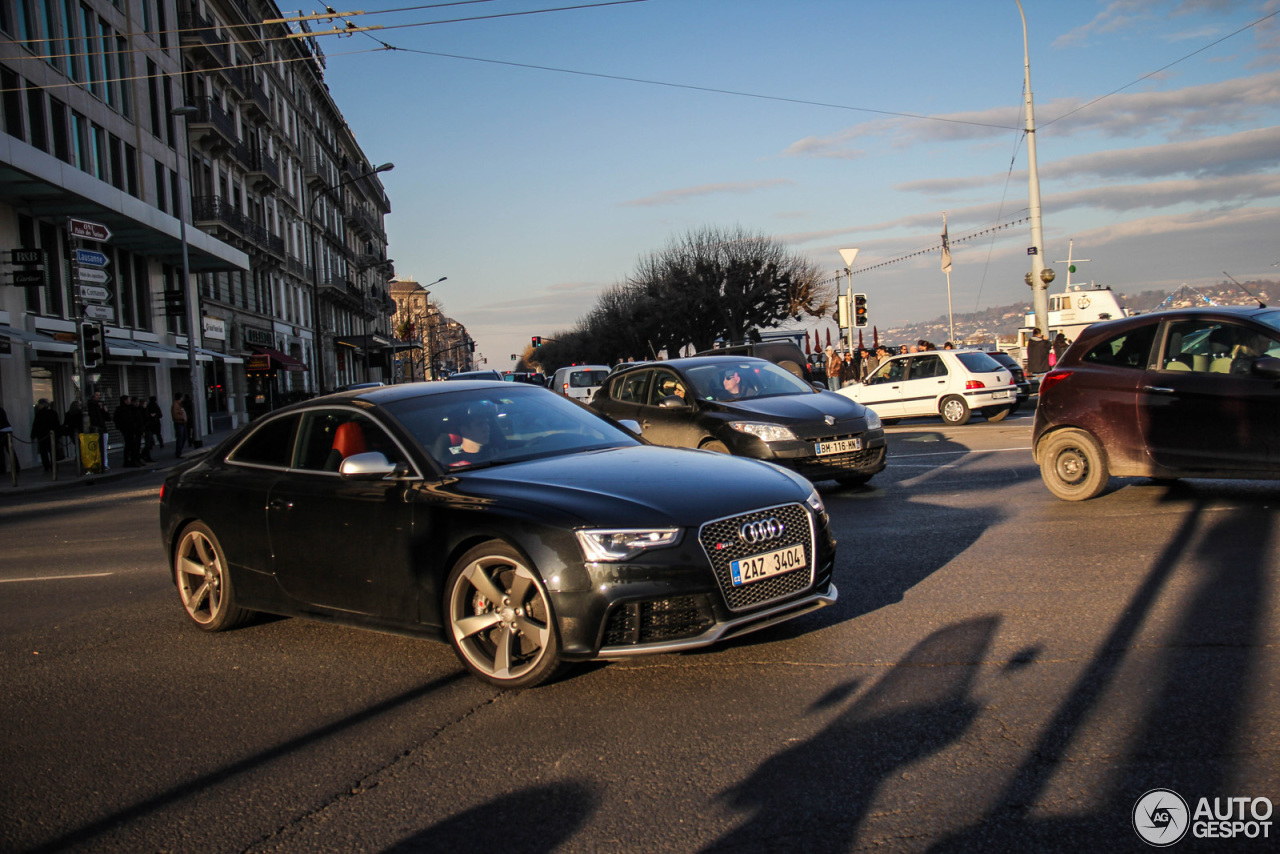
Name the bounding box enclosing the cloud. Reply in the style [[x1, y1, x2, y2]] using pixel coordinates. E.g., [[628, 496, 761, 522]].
[[780, 71, 1280, 159], [619, 178, 794, 207]]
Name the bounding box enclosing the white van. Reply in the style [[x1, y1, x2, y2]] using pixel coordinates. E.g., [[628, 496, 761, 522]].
[[551, 364, 611, 403]]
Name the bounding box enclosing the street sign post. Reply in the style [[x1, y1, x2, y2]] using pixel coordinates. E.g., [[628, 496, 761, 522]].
[[68, 218, 112, 242], [74, 248, 109, 267], [77, 285, 112, 301], [73, 266, 110, 284]]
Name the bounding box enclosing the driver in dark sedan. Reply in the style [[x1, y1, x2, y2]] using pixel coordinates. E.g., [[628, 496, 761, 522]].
[[434, 403, 496, 469], [718, 367, 757, 401]]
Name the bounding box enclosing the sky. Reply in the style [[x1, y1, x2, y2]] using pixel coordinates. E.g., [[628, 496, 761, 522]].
[[312, 0, 1280, 366]]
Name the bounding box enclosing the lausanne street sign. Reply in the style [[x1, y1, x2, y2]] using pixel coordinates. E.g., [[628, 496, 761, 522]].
[[74, 248, 110, 267], [68, 218, 112, 242]]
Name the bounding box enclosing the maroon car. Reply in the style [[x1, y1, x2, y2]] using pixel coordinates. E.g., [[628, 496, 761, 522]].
[[1033, 305, 1280, 500]]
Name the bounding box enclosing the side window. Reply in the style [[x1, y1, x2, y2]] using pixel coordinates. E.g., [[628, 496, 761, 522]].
[[1081, 324, 1158, 369], [617, 370, 652, 404], [295, 410, 407, 472], [1161, 320, 1272, 374], [227, 414, 299, 467], [909, 355, 945, 379], [647, 370, 686, 405], [881, 359, 908, 382]]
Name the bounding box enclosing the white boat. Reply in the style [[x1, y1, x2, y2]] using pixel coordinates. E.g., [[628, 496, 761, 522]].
[[1021, 282, 1130, 343]]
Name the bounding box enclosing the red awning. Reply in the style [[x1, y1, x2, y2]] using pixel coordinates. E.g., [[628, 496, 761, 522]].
[[249, 345, 308, 372]]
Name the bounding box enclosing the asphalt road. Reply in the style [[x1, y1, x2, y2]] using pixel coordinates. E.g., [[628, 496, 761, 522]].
[[1, 409, 1276, 853]]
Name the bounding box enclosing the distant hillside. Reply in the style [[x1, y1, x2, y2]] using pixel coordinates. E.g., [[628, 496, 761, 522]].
[[877, 279, 1276, 347]]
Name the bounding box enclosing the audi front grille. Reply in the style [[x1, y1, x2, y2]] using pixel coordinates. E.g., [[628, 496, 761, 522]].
[[697, 503, 815, 611]]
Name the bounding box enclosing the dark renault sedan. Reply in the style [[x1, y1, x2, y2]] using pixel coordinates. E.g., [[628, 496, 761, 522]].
[[159, 383, 837, 688], [591, 356, 887, 487], [1034, 305, 1280, 500]]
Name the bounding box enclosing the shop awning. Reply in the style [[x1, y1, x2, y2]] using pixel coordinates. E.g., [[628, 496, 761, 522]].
[[249, 345, 307, 372], [107, 338, 151, 357], [0, 325, 78, 353], [199, 347, 243, 364]]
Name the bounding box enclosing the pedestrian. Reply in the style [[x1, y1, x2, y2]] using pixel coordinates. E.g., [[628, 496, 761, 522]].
[[181, 393, 197, 448], [0, 405, 17, 475], [172, 393, 188, 458], [1026, 327, 1052, 377], [62, 400, 83, 464], [840, 351, 856, 386], [30, 399, 61, 472], [114, 395, 142, 467], [135, 396, 155, 463], [87, 391, 110, 470], [824, 345, 844, 391], [145, 396, 164, 450], [1052, 332, 1070, 364]]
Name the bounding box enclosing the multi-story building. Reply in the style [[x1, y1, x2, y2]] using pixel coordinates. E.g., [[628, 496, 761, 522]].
[[0, 0, 392, 469], [390, 276, 474, 381]]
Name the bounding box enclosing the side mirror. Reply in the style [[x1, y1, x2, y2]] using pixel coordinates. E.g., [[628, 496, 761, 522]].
[[618, 419, 642, 435], [339, 451, 400, 478], [657, 395, 689, 409], [1252, 356, 1280, 380]]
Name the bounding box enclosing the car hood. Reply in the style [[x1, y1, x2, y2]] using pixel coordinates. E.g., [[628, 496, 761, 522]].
[[705, 392, 870, 426], [454, 445, 811, 527]]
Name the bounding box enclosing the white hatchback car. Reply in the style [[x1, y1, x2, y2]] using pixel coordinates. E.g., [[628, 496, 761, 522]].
[[551, 364, 611, 403], [837, 349, 1018, 425]]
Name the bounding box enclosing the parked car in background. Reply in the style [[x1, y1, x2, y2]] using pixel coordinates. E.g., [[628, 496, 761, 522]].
[[696, 340, 818, 386], [445, 369, 503, 382], [551, 364, 611, 404], [592, 356, 886, 487], [985, 351, 1030, 409], [838, 349, 1017, 426], [1034, 305, 1280, 500], [504, 371, 547, 386], [159, 382, 837, 688]]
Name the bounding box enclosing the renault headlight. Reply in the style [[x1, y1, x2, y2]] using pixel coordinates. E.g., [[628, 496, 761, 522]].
[[577, 529, 682, 562], [863, 408, 882, 430], [729, 421, 798, 443]]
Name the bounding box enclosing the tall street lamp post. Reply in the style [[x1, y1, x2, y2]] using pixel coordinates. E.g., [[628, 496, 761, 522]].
[[170, 104, 204, 444], [309, 161, 394, 395]]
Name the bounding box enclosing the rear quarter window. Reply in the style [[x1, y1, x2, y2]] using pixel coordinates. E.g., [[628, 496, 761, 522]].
[[227, 414, 300, 467], [1081, 324, 1158, 369]]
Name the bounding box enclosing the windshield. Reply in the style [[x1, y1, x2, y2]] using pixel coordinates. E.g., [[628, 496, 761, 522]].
[[686, 360, 814, 402], [383, 387, 640, 471], [956, 352, 1003, 373]]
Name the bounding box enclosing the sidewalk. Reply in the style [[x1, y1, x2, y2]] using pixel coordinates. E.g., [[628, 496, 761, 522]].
[[0, 428, 235, 497]]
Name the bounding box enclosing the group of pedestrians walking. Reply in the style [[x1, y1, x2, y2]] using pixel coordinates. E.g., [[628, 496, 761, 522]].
[[1, 391, 194, 476]]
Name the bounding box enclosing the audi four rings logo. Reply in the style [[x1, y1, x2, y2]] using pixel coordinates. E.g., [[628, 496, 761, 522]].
[[739, 518, 784, 544]]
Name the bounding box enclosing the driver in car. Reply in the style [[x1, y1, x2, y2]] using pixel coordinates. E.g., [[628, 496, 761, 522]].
[[718, 367, 756, 401]]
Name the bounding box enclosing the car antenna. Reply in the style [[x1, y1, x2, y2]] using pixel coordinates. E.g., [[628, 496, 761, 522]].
[[1223, 271, 1267, 308]]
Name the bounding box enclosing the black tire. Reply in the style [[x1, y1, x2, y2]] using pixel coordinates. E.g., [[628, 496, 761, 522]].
[[173, 522, 252, 631], [701, 440, 730, 454], [835, 474, 872, 488], [445, 541, 564, 689], [1038, 428, 1110, 501], [982, 406, 1012, 422], [939, 395, 971, 426]]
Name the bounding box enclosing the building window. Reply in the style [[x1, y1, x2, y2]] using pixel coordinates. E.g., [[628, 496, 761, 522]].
[[81, 4, 101, 99], [154, 160, 167, 212], [115, 35, 130, 117], [1, 68, 24, 141], [146, 58, 161, 138], [25, 83, 46, 152], [109, 133, 124, 190], [70, 109, 86, 169], [90, 122, 106, 180], [124, 142, 138, 196], [118, 250, 134, 327], [50, 97, 70, 162], [170, 168, 181, 217], [61, 0, 80, 81]]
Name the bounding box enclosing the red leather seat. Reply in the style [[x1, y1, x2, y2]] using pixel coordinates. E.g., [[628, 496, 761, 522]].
[[332, 421, 367, 459]]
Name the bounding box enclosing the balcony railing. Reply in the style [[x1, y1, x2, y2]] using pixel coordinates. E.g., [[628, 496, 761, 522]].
[[189, 97, 237, 147], [178, 11, 230, 68]]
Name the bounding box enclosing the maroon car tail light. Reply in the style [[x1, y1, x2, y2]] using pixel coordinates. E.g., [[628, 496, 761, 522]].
[[964, 379, 986, 390], [1039, 370, 1073, 396]]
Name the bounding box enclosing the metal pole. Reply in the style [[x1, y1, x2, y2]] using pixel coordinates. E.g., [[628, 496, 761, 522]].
[[309, 183, 327, 396], [1017, 0, 1049, 337], [173, 111, 203, 445]]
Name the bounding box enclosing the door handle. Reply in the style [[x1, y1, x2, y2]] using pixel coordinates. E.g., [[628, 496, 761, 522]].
[[1143, 386, 1174, 394]]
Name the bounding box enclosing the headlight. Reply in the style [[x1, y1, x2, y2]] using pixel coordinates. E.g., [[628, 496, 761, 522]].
[[729, 421, 798, 443], [805, 487, 825, 516], [576, 529, 682, 562], [863, 407, 882, 430]]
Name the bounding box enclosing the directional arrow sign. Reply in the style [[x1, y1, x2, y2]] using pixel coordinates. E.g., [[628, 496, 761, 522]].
[[68, 218, 112, 242], [83, 304, 115, 322], [74, 248, 109, 267], [74, 267, 110, 284], [77, 285, 112, 301]]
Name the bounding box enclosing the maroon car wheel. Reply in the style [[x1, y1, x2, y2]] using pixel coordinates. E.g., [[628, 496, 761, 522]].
[[1039, 429, 1110, 501]]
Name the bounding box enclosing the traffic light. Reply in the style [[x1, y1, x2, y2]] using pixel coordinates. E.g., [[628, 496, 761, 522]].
[[853, 293, 869, 328], [80, 321, 103, 369], [531, 335, 542, 347]]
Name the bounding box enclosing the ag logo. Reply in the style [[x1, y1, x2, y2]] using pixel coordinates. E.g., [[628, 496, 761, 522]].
[[1133, 788, 1189, 846]]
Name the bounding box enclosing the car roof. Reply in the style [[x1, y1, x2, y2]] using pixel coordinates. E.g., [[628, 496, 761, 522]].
[[1072, 304, 1280, 344]]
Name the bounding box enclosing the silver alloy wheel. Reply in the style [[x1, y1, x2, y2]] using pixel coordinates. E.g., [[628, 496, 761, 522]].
[[175, 526, 227, 627], [940, 395, 970, 425], [448, 552, 553, 683]]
